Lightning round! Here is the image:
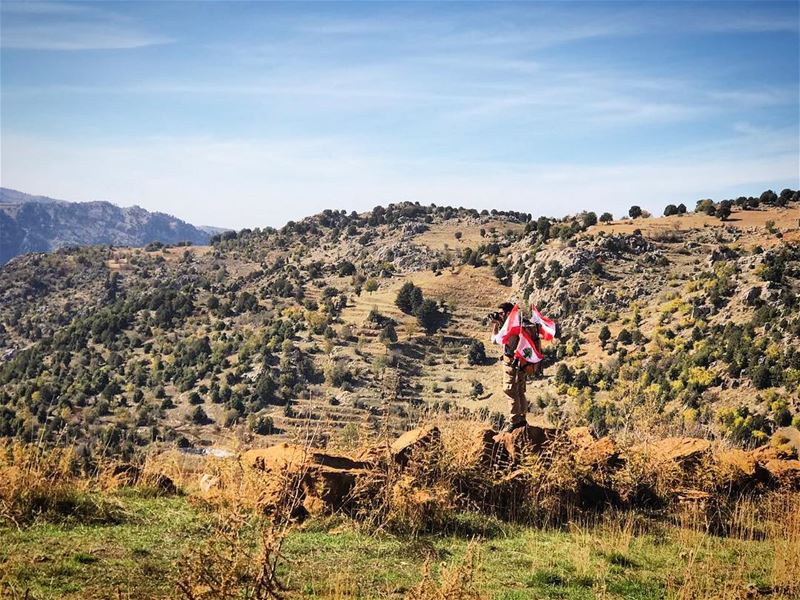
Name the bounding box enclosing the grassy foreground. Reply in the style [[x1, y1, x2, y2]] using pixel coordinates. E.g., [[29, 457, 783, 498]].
[[1, 488, 793, 600]]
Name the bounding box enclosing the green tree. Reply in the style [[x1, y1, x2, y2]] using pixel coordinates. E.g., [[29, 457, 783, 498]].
[[396, 282, 423, 314], [364, 278, 379, 294], [599, 212, 613, 223], [415, 299, 441, 334], [190, 406, 209, 424], [467, 340, 486, 365], [250, 414, 274, 435], [628, 206, 643, 219], [380, 323, 398, 345], [598, 325, 611, 346]]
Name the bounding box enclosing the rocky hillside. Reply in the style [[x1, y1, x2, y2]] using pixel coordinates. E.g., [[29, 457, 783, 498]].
[[0, 189, 798, 458], [0, 188, 212, 265]]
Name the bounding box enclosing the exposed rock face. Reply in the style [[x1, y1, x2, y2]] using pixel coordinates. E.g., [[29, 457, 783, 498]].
[[647, 437, 712, 465], [493, 425, 558, 465], [243, 443, 372, 516], [763, 460, 800, 488], [236, 427, 800, 520], [742, 286, 762, 306], [390, 425, 441, 466], [199, 473, 221, 495], [0, 187, 211, 265]]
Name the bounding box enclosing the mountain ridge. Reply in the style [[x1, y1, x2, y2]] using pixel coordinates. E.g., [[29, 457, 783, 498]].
[[0, 188, 215, 265]]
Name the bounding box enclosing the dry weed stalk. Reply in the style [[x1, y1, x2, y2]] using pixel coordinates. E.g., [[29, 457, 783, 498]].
[[176, 506, 287, 600], [405, 542, 484, 600]]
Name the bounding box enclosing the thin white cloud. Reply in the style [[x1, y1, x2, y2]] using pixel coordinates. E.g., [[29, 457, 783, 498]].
[[1, 23, 171, 50], [0, 1, 90, 16], [0, 1, 171, 50]]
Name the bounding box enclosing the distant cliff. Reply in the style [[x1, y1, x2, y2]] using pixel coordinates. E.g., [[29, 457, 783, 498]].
[[0, 188, 213, 265]]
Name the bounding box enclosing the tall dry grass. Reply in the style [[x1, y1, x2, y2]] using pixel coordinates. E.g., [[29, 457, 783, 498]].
[[666, 492, 800, 600], [176, 505, 289, 600], [0, 441, 119, 526]]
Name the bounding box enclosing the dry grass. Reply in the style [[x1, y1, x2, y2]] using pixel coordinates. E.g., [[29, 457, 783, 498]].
[[406, 542, 483, 600], [176, 506, 288, 600], [0, 442, 123, 526]]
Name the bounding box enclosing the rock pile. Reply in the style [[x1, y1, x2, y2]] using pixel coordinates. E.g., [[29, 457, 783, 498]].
[[213, 425, 800, 521]]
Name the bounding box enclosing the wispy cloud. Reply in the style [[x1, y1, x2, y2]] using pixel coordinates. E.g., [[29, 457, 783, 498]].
[[0, 1, 171, 50]]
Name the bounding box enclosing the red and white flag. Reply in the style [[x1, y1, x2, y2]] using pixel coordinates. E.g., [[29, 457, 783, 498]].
[[515, 329, 544, 364], [492, 304, 521, 345], [531, 305, 557, 341]]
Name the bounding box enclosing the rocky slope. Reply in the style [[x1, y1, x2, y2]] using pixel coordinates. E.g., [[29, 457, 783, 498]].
[[0, 188, 212, 265], [0, 191, 798, 458]]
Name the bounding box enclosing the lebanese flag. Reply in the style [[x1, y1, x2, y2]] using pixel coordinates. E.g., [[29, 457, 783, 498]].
[[531, 305, 557, 341], [515, 329, 544, 364], [492, 304, 521, 345]]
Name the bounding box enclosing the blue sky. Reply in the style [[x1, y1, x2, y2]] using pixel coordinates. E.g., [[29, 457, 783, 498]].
[[1, 1, 798, 229]]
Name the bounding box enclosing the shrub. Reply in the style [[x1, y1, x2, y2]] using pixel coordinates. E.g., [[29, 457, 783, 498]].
[[380, 324, 398, 345], [250, 415, 275, 435], [415, 299, 441, 334], [396, 282, 424, 314], [469, 380, 484, 398], [467, 340, 486, 365], [750, 364, 771, 389], [191, 406, 210, 424]]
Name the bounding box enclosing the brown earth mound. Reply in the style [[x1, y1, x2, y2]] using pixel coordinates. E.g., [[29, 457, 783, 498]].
[[243, 443, 372, 517], [235, 427, 800, 520]]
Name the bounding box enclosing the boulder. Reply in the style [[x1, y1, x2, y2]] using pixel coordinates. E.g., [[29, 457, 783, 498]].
[[565, 428, 623, 507], [354, 442, 391, 465], [243, 443, 372, 516], [762, 460, 800, 489], [578, 436, 623, 472], [493, 425, 557, 466], [391, 426, 441, 466], [463, 426, 509, 470], [742, 286, 762, 306], [199, 473, 220, 495], [244, 443, 371, 473], [647, 437, 712, 466], [566, 427, 595, 449], [715, 449, 765, 491]]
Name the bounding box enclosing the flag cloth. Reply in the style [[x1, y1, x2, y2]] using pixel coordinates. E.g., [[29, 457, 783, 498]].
[[492, 304, 521, 345], [515, 328, 544, 364], [531, 305, 557, 341]]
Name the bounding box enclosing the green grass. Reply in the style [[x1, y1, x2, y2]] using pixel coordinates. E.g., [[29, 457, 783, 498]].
[[0, 491, 784, 599]]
